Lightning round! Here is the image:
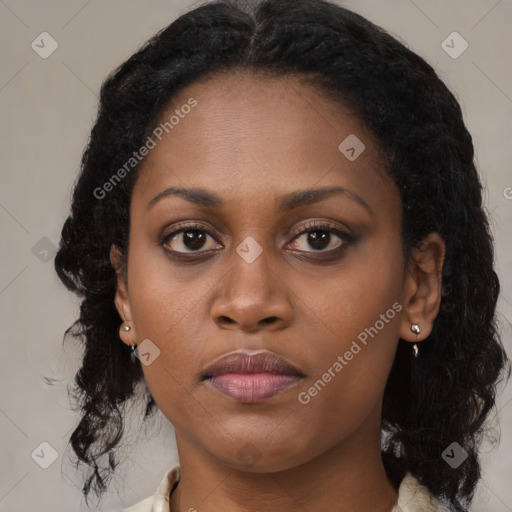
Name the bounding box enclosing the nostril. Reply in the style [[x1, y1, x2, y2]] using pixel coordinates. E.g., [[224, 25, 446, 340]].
[[261, 316, 278, 324]]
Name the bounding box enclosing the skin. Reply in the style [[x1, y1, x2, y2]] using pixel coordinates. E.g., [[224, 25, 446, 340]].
[[111, 71, 445, 512]]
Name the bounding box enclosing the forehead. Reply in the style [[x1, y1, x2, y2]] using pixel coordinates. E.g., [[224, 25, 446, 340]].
[[132, 70, 397, 215], [155, 70, 375, 155]]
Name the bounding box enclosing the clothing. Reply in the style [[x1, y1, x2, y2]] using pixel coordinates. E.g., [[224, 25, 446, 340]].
[[112, 465, 452, 512]]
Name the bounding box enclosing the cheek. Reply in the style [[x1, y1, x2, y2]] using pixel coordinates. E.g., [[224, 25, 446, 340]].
[[301, 235, 403, 345], [292, 307, 400, 456], [127, 240, 203, 338], [294, 236, 404, 412], [129, 276, 207, 394], [125, 245, 208, 393]]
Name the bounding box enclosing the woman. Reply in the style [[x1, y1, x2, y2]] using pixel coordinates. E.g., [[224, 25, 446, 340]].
[[54, 0, 510, 510]]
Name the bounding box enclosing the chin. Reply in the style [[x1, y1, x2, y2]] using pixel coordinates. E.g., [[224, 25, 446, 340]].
[[213, 442, 310, 474]]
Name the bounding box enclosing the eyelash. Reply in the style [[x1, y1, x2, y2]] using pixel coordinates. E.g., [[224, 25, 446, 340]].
[[158, 220, 354, 260]]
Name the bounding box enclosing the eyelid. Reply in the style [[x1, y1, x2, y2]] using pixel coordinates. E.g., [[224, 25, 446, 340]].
[[285, 219, 353, 242]]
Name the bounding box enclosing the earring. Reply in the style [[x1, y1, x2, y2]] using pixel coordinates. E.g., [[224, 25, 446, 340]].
[[393, 440, 403, 458], [119, 323, 136, 353], [410, 323, 420, 358]]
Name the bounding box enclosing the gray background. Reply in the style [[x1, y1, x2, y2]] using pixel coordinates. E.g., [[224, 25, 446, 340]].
[[1, 0, 511, 511]]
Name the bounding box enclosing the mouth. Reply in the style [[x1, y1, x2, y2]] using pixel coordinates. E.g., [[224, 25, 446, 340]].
[[201, 351, 305, 403]]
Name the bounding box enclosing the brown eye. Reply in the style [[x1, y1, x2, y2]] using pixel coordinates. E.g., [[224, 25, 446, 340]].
[[160, 224, 221, 254], [289, 230, 342, 252], [287, 221, 352, 253]]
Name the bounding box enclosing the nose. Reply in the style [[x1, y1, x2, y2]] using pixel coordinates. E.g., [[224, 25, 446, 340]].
[[210, 246, 293, 333]]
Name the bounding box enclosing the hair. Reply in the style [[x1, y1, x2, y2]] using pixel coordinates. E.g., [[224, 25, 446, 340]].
[[54, 0, 510, 509]]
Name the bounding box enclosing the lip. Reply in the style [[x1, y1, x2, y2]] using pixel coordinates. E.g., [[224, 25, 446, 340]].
[[201, 351, 305, 403]]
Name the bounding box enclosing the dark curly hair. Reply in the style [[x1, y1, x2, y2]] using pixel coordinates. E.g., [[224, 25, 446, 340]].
[[54, 0, 511, 509]]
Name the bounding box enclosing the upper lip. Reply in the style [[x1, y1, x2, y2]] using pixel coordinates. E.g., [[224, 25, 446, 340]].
[[201, 351, 305, 379]]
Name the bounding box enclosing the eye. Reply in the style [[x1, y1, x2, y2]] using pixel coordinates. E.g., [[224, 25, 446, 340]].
[[287, 220, 353, 253], [158, 220, 353, 259], [159, 223, 221, 254]]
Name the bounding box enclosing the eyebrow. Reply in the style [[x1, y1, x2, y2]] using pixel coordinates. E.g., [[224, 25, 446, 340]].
[[147, 185, 373, 216]]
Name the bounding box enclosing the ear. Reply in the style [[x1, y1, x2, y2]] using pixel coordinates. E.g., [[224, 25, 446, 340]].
[[110, 244, 136, 345], [399, 233, 446, 343]]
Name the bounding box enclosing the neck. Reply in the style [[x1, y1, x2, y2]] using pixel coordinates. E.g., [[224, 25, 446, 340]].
[[169, 406, 399, 512]]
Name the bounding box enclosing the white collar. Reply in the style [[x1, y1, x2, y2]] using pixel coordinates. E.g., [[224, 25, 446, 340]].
[[391, 472, 452, 511], [123, 465, 452, 512]]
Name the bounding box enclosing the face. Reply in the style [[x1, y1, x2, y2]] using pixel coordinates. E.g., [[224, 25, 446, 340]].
[[112, 71, 443, 472]]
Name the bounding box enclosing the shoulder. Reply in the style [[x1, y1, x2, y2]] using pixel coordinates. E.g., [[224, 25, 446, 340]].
[[392, 472, 453, 512], [112, 465, 181, 512]]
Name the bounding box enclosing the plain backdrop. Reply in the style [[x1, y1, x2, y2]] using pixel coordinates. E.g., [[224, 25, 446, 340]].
[[1, 1, 511, 511]]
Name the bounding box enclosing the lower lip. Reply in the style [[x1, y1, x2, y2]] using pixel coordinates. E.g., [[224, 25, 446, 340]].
[[206, 373, 302, 402]]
